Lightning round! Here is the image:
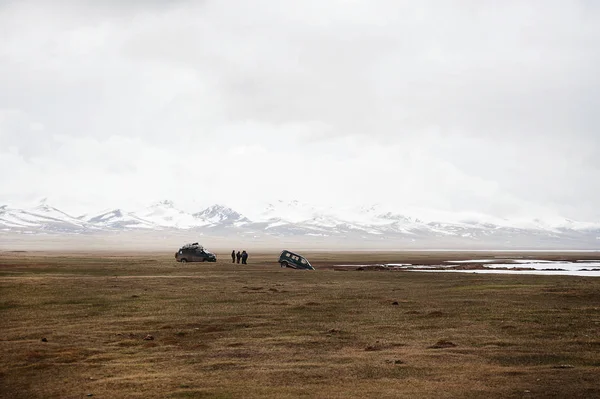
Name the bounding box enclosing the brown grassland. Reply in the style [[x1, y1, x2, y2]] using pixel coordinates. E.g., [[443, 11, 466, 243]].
[[1, 250, 599, 398]]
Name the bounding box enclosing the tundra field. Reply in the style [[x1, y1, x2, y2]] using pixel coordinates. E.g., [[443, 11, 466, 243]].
[[1, 250, 600, 398]]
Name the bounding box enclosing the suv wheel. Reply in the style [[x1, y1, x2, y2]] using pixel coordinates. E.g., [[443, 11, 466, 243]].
[[180, 258, 188, 263], [280, 261, 288, 268]]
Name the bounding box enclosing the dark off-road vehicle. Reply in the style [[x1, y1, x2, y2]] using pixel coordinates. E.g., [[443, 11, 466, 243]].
[[175, 243, 217, 263], [278, 250, 315, 270]]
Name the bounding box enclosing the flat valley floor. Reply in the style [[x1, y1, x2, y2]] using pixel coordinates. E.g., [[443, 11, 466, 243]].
[[1, 250, 599, 398]]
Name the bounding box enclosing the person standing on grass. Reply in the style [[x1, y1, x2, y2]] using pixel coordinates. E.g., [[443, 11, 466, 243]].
[[241, 250, 248, 265], [236, 251, 241, 264], [231, 250, 236, 263]]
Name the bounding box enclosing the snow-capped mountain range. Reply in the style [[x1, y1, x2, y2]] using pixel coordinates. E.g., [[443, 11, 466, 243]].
[[1, 200, 599, 248]]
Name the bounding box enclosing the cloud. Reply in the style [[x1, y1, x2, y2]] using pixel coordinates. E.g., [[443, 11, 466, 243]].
[[0, 0, 599, 221]]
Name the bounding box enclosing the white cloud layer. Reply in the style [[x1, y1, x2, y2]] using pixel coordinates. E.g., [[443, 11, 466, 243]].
[[1, 0, 599, 220]]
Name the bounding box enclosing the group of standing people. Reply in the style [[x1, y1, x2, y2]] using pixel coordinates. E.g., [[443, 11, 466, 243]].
[[232, 250, 248, 264]]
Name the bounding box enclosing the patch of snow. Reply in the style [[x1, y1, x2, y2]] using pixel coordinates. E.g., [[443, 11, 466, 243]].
[[485, 262, 600, 271], [413, 269, 600, 277], [0, 215, 39, 227], [137, 202, 207, 229], [446, 259, 504, 264], [510, 259, 561, 264], [193, 204, 249, 226], [334, 264, 384, 267], [265, 221, 289, 229], [126, 224, 154, 229], [446, 259, 567, 264]]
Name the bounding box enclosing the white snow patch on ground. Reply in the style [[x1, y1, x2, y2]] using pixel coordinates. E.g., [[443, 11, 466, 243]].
[[484, 262, 600, 271], [339, 260, 600, 276], [333, 263, 417, 268], [446, 259, 566, 264], [446, 259, 504, 264], [334, 264, 382, 267], [414, 269, 600, 277], [510, 259, 561, 264]]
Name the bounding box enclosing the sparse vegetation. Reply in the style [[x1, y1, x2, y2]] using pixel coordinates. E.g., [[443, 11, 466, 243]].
[[1, 251, 599, 398]]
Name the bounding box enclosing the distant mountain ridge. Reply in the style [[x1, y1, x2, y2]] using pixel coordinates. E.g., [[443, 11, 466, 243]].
[[193, 205, 249, 225], [1, 200, 599, 248]]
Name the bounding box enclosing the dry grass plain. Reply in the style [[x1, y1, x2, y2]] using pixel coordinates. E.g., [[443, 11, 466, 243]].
[[1, 250, 599, 399]]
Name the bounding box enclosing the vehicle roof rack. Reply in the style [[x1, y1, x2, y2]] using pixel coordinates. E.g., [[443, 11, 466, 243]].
[[182, 243, 203, 250]]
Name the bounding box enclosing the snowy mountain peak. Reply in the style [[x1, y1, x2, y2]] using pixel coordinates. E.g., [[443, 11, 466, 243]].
[[34, 201, 54, 212], [260, 200, 322, 223], [152, 200, 175, 208], [87, 209, 124, 223], [359, 204, 381, 213], [33, 198, 59, 211], [84, 209, 157, 230], [0, 201, 87, 231], [135, 201, 208, 229], [194, 205, 248, 224], [377, 212, 413, 223]]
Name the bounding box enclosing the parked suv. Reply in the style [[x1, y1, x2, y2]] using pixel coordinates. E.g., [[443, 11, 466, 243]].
[[278, 250, 315, 270], [175, 243, 217, 263]]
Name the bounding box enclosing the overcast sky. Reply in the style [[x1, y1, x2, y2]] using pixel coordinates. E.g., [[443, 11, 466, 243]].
[[0, 0, 599, 220]]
